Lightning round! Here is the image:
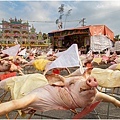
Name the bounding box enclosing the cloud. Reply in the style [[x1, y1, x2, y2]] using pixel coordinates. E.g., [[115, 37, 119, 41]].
[[0, 1, 120, 35]]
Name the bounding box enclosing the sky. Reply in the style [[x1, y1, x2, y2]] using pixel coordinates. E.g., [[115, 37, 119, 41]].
[[0, 0, 120, 36]]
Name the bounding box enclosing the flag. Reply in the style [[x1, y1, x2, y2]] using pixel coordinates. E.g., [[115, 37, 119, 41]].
[[18, 48, 26, 56], [32, 48, 37, 54], [44, 44, 84, 74], [2, 44, 20, 57], [47, 48, 53, 56], [87, 50, 93, 57]]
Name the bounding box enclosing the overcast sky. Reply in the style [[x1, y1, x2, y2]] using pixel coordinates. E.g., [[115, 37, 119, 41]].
[[0, 1, 120, 36]]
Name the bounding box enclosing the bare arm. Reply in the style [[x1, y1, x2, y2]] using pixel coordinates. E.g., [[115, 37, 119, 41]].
[[0, 93, 36, 116], [65, 68, 82, 78], [108, 64, 117, 70]]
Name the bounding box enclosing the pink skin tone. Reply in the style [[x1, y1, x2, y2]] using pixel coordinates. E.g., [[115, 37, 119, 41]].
[[0, 60, 11, 72], [0, 60, 24, 75], [0, 73, 120, 116], [108, 64, 118, 70]]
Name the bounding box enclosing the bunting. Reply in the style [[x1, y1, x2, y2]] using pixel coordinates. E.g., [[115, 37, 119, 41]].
[[47, 48, 53, 56], [18, 48, 27, 56], [44, 44, 84, 74], [105, 49, 110, 57]]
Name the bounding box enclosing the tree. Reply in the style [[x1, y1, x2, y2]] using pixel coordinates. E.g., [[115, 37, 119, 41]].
[[64, 9, 72, 29], [114, 35, 120, 41], [38, 32, 43, 40], [42, 33, 47, 40], [56, 4, 64, 29], [56, 4, 72, 29], [58, 4, 64, 15]]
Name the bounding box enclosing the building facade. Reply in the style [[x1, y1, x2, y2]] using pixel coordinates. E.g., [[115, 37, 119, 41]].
[[48, 25, 114, 52], [0, 18, 49, 48]]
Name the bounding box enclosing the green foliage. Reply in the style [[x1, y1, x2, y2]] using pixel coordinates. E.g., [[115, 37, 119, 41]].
[[114, 35, 120, 41], [42, 33, 47, 40]]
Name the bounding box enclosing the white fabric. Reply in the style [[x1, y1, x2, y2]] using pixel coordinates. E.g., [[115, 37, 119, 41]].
[[18, 48, 26, 56], [30, 48, 36, 53], [30, 48, 33, 53], [110, 47, 115, 52], [90, 35, 112, 52], [1, 73, 48, 100], [32, 49, 37, 54], [45, 44, 84, 74], [87, 50, 93, 57], [54, 50, 63, 57], [2, 44, 20, 56], [115, 41, 120, 51], [47, 48, 53, 56], [91, 68, 120, 88], [105, 49, 110, 57]]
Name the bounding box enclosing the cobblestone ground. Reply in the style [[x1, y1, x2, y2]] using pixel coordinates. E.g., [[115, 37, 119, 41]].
[[0, 66, 120, 119]]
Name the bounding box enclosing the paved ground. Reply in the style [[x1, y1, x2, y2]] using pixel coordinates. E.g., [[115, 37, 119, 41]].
[[0, 67, 120, 119]]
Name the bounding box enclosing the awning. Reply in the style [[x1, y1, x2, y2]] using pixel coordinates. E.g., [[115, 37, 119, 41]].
[[89, 25, 114, 41]]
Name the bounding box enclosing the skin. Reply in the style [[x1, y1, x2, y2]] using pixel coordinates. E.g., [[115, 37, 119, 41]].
[[0, 74, 120, 116], [108, 64, 118, 70], [0, 60, 24, 75], [0, 60, 11, 72]]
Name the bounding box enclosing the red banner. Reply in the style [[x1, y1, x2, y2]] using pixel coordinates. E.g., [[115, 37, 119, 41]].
[[0, 72, 17, 80]]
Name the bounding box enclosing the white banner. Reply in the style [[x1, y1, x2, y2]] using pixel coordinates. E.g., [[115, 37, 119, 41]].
[[2, 44, 20, 56], [115, 41, 120, 51], [90, 35, 112, 52], [47, 48, 53, 56], [18, 48, 26, 56], [105, 49, 110, 57], [32, 48, 37, 54], [44, 44, 84, 74]]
